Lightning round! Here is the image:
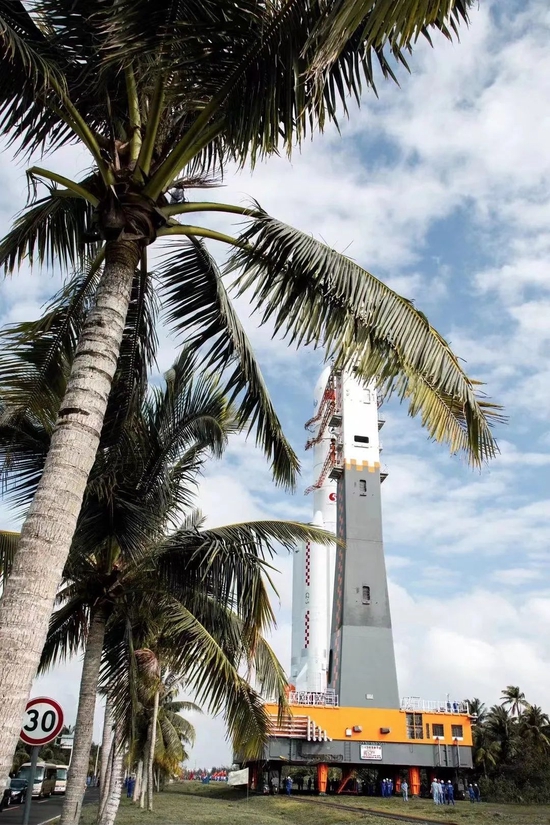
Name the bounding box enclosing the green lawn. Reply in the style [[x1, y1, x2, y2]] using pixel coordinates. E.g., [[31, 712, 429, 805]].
[[316, 793, 550, 824], [80, 782, 550, 825], [81, 783, 371, 825]]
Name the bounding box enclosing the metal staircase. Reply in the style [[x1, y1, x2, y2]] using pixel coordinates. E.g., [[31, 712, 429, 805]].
[[268, 713, 332, 742]]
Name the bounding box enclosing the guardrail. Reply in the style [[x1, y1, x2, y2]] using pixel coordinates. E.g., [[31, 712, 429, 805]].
[[401, 697, 470, 715], [288, 690, 339, 707]]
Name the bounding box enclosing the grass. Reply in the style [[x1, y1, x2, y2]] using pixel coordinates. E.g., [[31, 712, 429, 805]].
[[80, 783, 371, 825], [79, 782, 550, 825], [315, 793, 550, 823]]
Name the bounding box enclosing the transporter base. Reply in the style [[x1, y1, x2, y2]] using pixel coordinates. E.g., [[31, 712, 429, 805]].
[[238, 694, 474, 795]]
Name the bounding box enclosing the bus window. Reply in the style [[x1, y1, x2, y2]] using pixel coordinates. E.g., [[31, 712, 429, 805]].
[[54, 766, 68, 794]]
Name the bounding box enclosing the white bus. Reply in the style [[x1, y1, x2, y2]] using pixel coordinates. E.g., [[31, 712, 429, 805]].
[[17, 762, 57, 798], [54, 765, 68, 794]]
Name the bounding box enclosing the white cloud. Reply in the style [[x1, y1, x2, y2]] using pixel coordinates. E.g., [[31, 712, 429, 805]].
[[492, 567, 541, 586], [391, 583, 550, 709]]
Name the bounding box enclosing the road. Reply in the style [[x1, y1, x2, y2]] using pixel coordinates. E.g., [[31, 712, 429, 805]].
[[0, 788, 98, 825]]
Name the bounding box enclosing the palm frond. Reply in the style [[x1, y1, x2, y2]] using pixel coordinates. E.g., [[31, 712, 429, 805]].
[[139, 345, 233, 496], [154, 520, 333, 636], [307, 0, 473, 81], [0, 1, 85, 156], [0, 179, 99, 274], [0, 1, 64, 85], [165, 700, 201, 716], [39, 590, 90, 673], [0, 257, 102, 419], [0, 260, 103, 506], [157, 716, 186, 759], [159, 238, 299, 489], [228, 211, 503, 464], [155, 599, 280, 759]]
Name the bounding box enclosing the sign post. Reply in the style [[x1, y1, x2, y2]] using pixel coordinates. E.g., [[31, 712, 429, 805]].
[[19, 697, 64, 825], [20, 746, 38, 825], [227, 767, 250, 801]]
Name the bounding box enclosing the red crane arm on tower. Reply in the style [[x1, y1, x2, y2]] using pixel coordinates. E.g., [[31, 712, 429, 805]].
[[304, 375, 336, 433], [304, 439, 340, 495]]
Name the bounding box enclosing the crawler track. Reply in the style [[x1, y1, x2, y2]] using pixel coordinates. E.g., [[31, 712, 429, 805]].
[[289, 795, 459, 825]]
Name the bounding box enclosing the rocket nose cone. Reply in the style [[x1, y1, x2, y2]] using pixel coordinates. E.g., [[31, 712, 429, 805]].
[[312, 510, 325, 528]]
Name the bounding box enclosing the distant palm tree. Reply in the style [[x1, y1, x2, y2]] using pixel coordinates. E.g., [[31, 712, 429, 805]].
[[153, 693, 198, 788], [467, 698, 487, 724], [518, 705, 550, 752], [473, 727, 500, 777], [125, 653, 199, 808], [0, 0, 494, 785], [485, 704, 517, 765], [501, 686, 528, 717]]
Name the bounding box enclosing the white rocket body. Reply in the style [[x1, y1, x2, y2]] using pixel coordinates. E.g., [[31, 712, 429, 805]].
[[290, 367, 380, 694]]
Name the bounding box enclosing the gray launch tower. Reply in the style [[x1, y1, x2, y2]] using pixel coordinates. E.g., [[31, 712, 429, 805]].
[[327, 371, 400, 708]]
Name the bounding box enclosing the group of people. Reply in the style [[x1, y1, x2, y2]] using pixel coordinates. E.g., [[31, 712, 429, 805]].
[[467, 783, 481, 802], [124, 775, 136, 798], [381, 777, 394, 797], [431, 779, 455, 805]]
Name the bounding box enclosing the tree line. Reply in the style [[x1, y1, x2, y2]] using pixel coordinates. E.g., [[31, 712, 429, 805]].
[[471, 686, 550, 803], [0, 1, 498, 824]]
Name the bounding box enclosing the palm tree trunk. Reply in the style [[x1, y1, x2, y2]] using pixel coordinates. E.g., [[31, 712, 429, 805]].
[[99, 737, 115, 822], [147, 689, 160, 811], [139, 743, 148, 809], [60, 605, 107, 825], [0, 239, 141, 789], [99, 695, 114, 793], [133, 760, 143, 802], [98, 741, 124, 825]]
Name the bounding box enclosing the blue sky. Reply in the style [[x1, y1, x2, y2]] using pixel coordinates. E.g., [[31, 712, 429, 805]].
[[2, 0, 550, 768]]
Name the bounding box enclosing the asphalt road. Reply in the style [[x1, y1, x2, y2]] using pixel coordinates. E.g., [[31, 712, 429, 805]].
[[0, 788, 98, 825]]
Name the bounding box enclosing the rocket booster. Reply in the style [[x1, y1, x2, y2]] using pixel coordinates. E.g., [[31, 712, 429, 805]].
[[290, 366, 381, 695], [291, 367, 336, 693]]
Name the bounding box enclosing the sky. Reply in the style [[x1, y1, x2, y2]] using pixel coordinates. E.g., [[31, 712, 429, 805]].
[[1, 0, 550, 769]]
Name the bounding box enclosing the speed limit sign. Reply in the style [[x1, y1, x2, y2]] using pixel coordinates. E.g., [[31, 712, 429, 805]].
[[20, 697, 64, 746]]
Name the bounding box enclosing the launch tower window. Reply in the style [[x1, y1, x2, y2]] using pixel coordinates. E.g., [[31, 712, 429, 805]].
[[432, 723, 444, 738], [359, 479, 367, 496], [451, 725, 464, 739], [362, 585, 371, 604], [354, 435, 370, 445], [406, 713, 423, 740], [425, 723, 430, 739]]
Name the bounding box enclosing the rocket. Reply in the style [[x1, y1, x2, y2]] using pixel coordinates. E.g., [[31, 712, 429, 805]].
[[291, 366, 398, 707], [291, 366, 336, 692]]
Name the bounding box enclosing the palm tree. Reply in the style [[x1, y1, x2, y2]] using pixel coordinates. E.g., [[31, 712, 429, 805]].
[[467, 698, 487, 724], [153, 694, 198, 786], [501, 686, 528, 717], [518, 705, 550, 752], [0, 0, 493, 780], [126, 656, 198, 808], [473, 726, 500, 778], [485, 704, 517, 766], [1, 310, 332, 825]]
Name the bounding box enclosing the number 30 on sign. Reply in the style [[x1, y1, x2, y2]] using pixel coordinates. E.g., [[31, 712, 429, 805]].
[[20, 697, 64, 747]]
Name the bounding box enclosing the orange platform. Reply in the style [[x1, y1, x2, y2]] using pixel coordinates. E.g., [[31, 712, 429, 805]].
[[264, 703, 473, 747]]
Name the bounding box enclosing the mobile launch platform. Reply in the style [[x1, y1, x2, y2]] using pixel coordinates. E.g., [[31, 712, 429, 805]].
[[238, 367, 475, 795]]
